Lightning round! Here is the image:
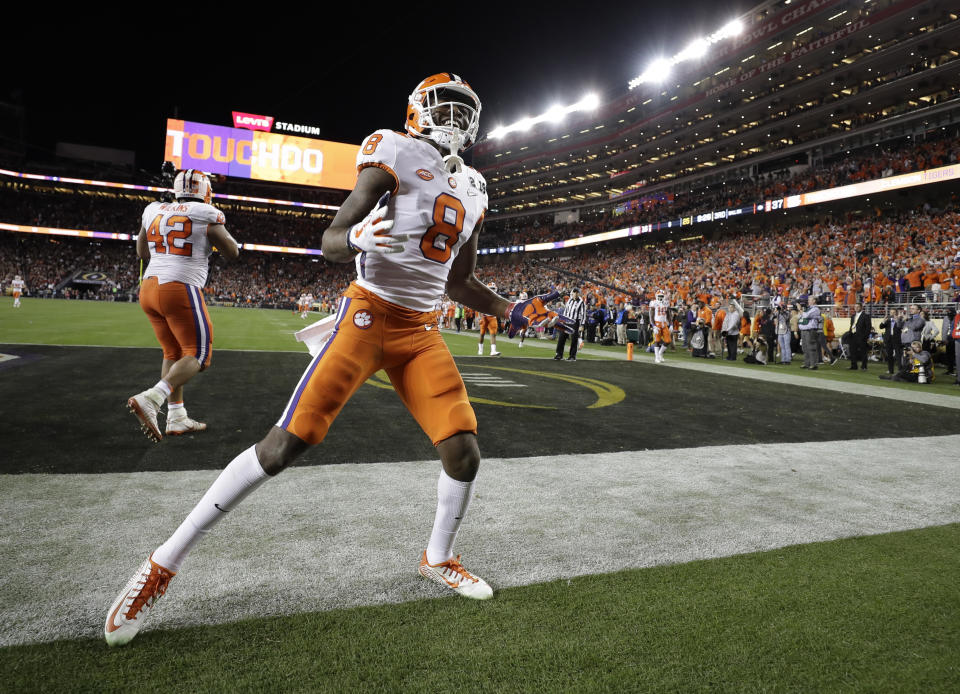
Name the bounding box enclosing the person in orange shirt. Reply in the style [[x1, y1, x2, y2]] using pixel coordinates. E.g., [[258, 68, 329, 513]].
[[821, 309, 838, 364], [905, 266, 925, 295], [711, 305, 726, 358], [739, 311, 751, 350], [834, 285, 847, 306]]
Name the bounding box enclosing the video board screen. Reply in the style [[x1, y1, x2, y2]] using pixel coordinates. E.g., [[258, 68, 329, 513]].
[[164, 119, 359, 190]]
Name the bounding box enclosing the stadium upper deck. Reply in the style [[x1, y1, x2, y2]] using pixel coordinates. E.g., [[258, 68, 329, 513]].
[[476, 0, 960, 221]]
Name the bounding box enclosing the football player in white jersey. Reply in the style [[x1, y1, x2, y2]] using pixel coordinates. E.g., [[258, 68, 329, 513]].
[[105, 73, 574, 646], [10, 274, 25, 308], [649, 291, 671, 363], [126, 170, 239, 442]]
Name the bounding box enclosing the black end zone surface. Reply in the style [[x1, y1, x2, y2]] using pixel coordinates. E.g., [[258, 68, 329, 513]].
[[2, 344, 958, 474]]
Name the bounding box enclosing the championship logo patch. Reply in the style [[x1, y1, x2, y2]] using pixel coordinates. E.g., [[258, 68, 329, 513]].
[[353, 310, 373, 329], [416, 169, 434, 181], [448, 177, 458, 188]]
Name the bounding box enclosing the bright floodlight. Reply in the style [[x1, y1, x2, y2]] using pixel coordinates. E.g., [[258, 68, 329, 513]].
[[485, 92, 603, 141], [545, 105, 566, 122], [721, 19, 744, 36], [680, 38, 709, 61], [647, 59, 672, 83], [579, 93, 600, 110], [629, 16, 747, 88]]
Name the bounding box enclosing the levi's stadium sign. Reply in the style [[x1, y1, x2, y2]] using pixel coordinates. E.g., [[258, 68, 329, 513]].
[[165, 119, 359, 190], [232, 112, 273, 132]]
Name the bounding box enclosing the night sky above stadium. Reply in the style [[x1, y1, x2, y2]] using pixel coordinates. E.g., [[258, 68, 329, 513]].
[[8, 2, 752, 172]]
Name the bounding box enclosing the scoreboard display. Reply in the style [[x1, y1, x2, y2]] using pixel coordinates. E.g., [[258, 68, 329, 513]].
[[164, 119, 359, 190]]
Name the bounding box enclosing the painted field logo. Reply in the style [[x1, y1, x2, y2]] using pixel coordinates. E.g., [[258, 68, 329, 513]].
[[365, 365, 625, 410], [416, 169, 434, 181], [353, 310, 373, 329]]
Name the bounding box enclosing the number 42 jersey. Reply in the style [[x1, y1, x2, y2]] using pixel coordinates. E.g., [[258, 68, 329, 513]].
[[353, 129, 488, 312], [141, 200, 225, 288]]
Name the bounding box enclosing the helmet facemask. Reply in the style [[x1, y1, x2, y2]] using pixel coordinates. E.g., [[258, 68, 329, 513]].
[[409, 81, 480, 173]]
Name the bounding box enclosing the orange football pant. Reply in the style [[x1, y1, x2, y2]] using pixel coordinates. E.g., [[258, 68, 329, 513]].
[[139, 277, 213, 368], [654, 322, 672, 344], [278, 283, 477, 446], [478, 315, 498, 336]]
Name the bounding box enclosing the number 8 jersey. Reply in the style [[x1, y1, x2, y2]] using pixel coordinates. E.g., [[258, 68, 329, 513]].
[[353, 129, 488, 312], [141, 200, 226, 288]]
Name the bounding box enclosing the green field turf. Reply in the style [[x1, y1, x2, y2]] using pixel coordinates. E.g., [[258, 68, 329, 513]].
[[2, 297, 958, 691], [2, 524, 957, 693]]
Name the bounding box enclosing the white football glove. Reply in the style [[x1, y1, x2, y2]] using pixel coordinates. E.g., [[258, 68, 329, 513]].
[[346, 192, 408, 254]]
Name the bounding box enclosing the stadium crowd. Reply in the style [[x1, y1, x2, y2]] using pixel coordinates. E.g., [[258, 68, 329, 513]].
[[4, 203, 958, 314], [3, 128, 958, 254], [485, 128, 960, 247]]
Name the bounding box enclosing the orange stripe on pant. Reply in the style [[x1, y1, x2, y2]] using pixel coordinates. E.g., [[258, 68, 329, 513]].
[[277, 283, 477, 446], [139, 277, 213, 369]]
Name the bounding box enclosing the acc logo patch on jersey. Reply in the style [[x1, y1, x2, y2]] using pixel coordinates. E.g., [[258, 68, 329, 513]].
[[416, 169, 434, 181], [353, 310, 373, 329], [448, 177, 457, 188]]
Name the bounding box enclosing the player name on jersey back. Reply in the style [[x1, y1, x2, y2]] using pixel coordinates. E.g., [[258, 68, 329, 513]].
[[141, 201, 226, 287], [353, 129, 488, 312]]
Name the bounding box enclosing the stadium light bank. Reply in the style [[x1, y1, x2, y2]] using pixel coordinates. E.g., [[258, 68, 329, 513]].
[[629, 18, 744, 89], [487, 93, 600, 140]]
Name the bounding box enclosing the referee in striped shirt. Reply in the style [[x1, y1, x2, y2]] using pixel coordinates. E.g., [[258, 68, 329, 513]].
[[555, 288, 586, 361]]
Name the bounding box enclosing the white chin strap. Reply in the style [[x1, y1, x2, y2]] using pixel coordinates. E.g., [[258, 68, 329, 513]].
[[443, 131, 464, 173]]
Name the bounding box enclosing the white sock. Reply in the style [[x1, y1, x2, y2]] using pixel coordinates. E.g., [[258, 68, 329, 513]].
[[153, 380, 173, 398], [168, 401, 185, 415], [426, 470, 474, 565], [478, 344, 484, 355], [152, 446, 269, 572]]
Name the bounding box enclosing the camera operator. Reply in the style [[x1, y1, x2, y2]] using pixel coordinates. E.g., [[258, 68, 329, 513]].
[[744, 335, 769, 365], [879, 341, 932, 383], [775, 303, 792, 364], [798, 296, 821, 370]]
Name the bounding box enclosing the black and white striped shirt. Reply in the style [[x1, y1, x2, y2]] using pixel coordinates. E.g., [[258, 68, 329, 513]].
[[563, 296, 587, 323]]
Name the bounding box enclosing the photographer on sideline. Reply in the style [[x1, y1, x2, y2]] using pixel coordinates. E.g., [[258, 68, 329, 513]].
[[798, 296, 821, 370], [880, 341, 932, 383], [775, 304, 792, 364]]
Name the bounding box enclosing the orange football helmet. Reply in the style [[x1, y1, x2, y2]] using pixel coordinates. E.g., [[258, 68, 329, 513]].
[[406, 73, 481, 154]]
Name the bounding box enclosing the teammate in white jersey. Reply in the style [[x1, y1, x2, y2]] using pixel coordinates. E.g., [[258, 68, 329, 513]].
[[127, 170, 239, 442], [10, 274, 25, 308], [105, 73, 574, 646], [649, 291, 671, 363]]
